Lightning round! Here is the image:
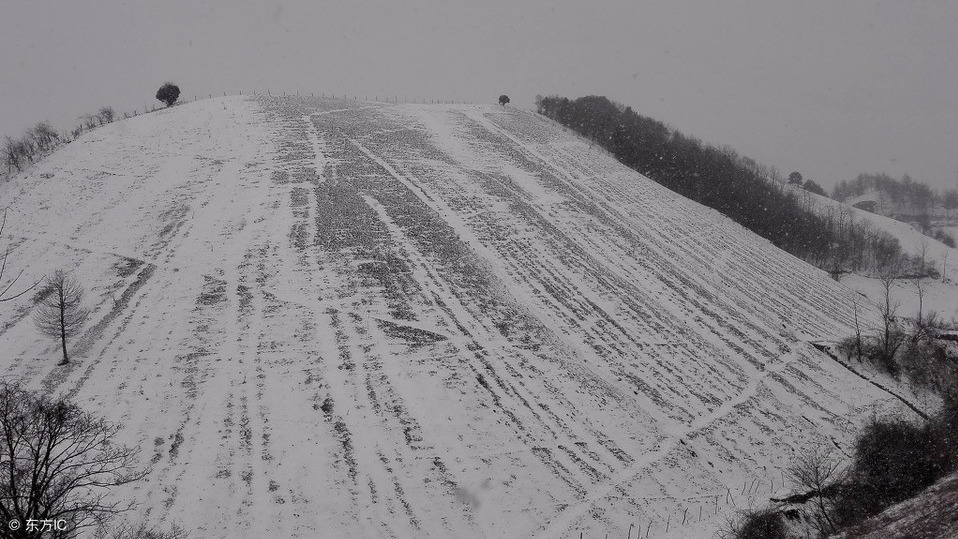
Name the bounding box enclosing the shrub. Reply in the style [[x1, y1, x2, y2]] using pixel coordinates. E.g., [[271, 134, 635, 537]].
[[723, 509, 789, 539], [836, 336, 862, 362], [852, 419, 939, 507]]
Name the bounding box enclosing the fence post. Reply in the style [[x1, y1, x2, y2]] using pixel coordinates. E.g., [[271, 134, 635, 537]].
[[682, 508, 688, 525], [666, 514, 670, 532]]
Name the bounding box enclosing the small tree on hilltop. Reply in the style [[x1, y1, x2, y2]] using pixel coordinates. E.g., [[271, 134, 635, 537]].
[[33, 270, 90, 364], [498, 94, 510, 106], [788, 171, 804, 186], [156, 82, 180, 107]]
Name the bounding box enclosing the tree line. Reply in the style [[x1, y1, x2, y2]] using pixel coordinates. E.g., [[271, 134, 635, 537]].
[[3, 107, 116, 175], [833, 172, 957, 214], [4, 82, 183, 177], [535, 95, 918, 276], [833, 172, 958, 232]]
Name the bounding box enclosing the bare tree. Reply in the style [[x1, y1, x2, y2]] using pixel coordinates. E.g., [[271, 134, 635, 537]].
[[4, 137, 24, 173], [0, 383, 148, 538], [97, 107, 115, 125], [787, 444, 845, 537], [27, 122, 59, 153], [0, 210, 38, 303], [851, 299, 864, 362], [915, 276, 925, 330], [876, 262, 905, 374], [33, 270, 90, 364]]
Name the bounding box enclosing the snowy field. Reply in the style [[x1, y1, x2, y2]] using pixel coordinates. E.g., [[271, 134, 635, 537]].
[[0, 96, 928, 538]]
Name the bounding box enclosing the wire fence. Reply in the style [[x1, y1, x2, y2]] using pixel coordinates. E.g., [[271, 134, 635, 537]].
[[564, 469, 798, 538]]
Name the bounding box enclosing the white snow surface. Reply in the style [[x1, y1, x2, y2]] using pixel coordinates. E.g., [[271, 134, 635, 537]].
[[0, 96, 926, 538]]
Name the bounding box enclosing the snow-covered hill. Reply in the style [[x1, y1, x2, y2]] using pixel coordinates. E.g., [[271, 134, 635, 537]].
[[0, 96, 925, 538]]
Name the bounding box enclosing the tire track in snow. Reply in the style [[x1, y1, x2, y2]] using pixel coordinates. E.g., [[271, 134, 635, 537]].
[[531, 345, 802, 538]]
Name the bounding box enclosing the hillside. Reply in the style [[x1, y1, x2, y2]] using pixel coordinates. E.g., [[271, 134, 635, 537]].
[[832, 470, 958, 539], [0, 96, 926, 538]]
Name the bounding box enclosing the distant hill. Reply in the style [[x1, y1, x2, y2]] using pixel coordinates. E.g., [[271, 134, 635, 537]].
[[833, 173, 958, 236]]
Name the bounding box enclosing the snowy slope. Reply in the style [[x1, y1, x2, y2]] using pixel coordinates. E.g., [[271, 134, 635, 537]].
[[0, 96, 925, 538]]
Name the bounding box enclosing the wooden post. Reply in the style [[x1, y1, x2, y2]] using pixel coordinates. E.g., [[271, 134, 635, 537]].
[[682, 508, 688, 525], [666, 514, 670, 532]]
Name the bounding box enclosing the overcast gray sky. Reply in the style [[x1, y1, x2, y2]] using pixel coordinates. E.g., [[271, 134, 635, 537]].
[[2, 0, 957, 190]]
